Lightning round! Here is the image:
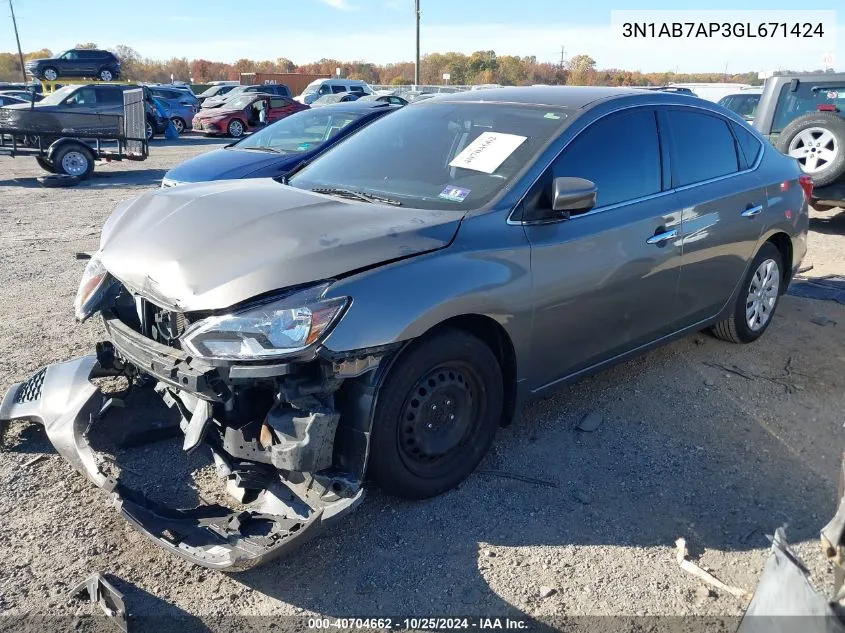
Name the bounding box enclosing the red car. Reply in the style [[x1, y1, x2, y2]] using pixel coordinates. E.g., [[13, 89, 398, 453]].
[[192, 93, 307, 138]]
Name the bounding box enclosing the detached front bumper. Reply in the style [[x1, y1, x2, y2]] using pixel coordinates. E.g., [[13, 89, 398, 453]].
[[0, 356, 363, 571]]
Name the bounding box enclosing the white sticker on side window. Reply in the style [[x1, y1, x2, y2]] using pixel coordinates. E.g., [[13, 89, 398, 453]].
[[448, 132, 527, 174]]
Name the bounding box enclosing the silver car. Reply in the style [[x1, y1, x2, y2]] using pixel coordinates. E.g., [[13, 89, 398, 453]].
[[0, 87, 810, 570]]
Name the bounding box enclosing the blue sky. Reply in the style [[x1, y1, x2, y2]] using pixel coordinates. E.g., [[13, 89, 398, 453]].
[[0, 0, 841, 72]]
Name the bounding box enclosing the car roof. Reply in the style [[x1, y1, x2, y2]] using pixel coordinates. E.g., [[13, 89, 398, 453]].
[[321, 101, 400, 112], [428, 86, 665, 109]]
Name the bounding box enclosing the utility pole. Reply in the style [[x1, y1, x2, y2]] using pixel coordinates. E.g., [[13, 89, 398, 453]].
[[559, 46, 567, 68], [414, 0, 420, 87], [9, 0, 26, 83]]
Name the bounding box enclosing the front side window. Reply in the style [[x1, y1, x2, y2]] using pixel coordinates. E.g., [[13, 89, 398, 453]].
[[665, 109, 739, 186], [65, 87, 97, 105], [540, 108, 662, 210], [289, 102, 570, 210], [772, 83, 845, 134], [60, 50, 79, 60], [95, 88, 124, 105]]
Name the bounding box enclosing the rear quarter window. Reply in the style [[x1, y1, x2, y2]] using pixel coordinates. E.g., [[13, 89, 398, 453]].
[[731, 122, 763, 168]]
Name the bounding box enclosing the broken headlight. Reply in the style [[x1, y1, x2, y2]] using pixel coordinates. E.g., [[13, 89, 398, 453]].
[[180, 283, 348, 361], [74, 254, 118, 323]]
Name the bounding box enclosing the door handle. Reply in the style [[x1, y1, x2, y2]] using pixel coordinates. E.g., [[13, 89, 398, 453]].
[[741, 204, 763, 217], [646, 228, 678, 245]]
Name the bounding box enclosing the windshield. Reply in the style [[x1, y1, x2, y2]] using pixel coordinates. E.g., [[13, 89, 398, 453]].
[[38, 85, 79, 106], [222, 95, 255, 110], [719, 93, 761, 120], [289, 102, 569, 210], [235, 107, 369, 153], [303, 80, 323, 95]]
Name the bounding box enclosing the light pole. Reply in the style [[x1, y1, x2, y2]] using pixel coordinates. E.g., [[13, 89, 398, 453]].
[[414, 0, 420, 87], [9, 0, 26, 83]]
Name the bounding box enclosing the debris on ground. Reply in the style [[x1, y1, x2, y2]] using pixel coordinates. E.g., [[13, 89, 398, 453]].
[[577, 411, 604, 432], [675, 538, 748, 599], [475, 469, 558, 488], [702, 362, 755, 381], [539, 586, 557, 599], [68, 572, 128, 632], [21, 454, 47, 468], [811, 315, 838, 327]]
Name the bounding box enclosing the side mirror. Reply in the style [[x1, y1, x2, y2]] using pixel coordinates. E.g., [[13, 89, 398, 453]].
[[552, 177, 597, 217]]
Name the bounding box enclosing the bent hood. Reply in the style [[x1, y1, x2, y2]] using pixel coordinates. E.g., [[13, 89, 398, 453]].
[[165, 148, 299, 183], [98, 179, 464, 312]]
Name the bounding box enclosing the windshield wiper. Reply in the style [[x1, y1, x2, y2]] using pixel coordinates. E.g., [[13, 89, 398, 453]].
[[240, 146, 281, 153], [311, 187, 402, 206]]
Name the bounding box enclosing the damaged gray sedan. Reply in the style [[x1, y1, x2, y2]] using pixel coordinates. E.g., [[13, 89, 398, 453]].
[[0, 87, 810, 569]]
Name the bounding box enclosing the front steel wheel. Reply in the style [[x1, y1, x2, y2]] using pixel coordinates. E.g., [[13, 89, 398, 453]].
[[711, 242, 783, 344], [369, 328, 503, 499]]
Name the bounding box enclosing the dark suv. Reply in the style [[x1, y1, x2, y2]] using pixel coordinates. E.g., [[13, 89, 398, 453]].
[[754, 72, 845, 203], [25, 49, 121, 82]]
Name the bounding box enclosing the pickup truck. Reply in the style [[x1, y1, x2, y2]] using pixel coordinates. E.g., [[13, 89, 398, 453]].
[[754, 72, 845, 209]]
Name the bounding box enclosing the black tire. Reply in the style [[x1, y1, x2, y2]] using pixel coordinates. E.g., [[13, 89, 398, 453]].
[[53, 144, 94, 179], [171, 117, 186, 135], [368, 328, 503, 500], [35, 156, 56, 173], [711, 242, 784, 344], [98, 68, 114, 82], [776, 112, 845, 187], [41, 66, 59, 81], [227, 119, 245, 138], [145, 119, 155, 141]]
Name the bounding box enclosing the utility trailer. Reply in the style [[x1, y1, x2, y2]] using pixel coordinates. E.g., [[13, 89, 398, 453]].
[[0, 87, 148, 179]]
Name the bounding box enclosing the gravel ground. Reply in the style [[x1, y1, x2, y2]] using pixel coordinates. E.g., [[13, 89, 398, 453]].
[[1, 138, 845, 630]]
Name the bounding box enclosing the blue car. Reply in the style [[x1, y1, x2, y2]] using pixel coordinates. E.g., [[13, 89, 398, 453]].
[[162, 101, 400, 186], [148, 85, 200, 135]]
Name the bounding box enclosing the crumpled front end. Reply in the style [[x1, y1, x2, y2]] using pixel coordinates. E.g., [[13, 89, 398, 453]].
[[0, 305, 385, 569]]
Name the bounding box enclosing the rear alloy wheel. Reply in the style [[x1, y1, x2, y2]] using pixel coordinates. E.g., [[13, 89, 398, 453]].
[[98, 68, 113, 81], [170, 117, 185, 134], [42, 67, 58, 81], [227, 119, 245, 138], [53, 145, 94, 179], [777, 112, 845, 187], [711, 243, 783, 344], [145, 121, 154, 141], [369, 328, 503, 499]]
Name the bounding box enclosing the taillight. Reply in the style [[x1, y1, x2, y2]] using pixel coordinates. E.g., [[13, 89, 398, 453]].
[[799, 174, 814, 199], [780, 181, 790, 191], [817, 104, 839, 112]]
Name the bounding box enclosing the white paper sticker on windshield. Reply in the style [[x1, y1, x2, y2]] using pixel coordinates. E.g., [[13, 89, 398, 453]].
[[448, 132, 527, 174]]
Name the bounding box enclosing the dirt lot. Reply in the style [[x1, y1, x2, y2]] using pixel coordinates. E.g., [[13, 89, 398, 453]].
[[1, 139, 845, 629]]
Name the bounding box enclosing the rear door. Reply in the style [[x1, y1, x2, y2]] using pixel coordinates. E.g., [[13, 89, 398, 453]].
[[80, 50, 100, 75], [662, 107, 767, 326], [523, 107, 684, 388]]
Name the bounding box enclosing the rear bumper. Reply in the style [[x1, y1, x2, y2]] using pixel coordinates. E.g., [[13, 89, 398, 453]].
[[0, 356, 364, 571]]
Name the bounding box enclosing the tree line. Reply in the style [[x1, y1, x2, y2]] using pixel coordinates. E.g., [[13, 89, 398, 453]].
[[0, 44, 762, 87]]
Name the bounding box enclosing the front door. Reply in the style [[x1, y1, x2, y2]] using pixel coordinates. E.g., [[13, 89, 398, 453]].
[[522, 108, 683, 389]]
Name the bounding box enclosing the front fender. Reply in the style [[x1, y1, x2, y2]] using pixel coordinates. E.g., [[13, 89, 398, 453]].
[[321, 211, 533, 377]]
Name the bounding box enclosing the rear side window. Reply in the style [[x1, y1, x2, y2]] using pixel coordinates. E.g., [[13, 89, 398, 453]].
[[551, 108, 662, 208], [349, 86, 365, 94], [331, 85, 347, 94], [731, 122, 763, 168], [95, 88, 124, 105], [772, 83, 845, 134], [666, 110, 738, 186]]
